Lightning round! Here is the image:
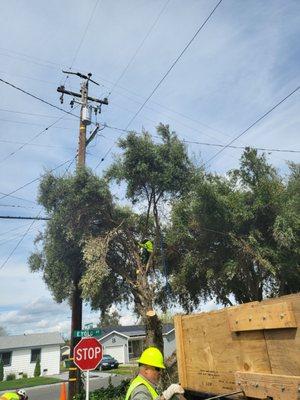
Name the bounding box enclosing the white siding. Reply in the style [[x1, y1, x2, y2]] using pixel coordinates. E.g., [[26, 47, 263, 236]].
[[3, 344, 61, 378]]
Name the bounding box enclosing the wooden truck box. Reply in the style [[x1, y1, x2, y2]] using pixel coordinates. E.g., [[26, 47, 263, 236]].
[[174, 293, 300, 400]]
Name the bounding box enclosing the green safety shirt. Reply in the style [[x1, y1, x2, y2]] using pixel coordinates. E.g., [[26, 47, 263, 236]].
[[0, 393, 20, 400], [125, 375, 159, 400], [139, 241, 153, 253]]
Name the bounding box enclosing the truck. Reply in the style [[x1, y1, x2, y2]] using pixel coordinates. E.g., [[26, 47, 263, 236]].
[[174, 293, 300, 400]]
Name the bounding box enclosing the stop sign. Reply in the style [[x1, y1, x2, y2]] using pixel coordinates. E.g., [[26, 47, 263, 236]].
[[74, 337, 103, 371]]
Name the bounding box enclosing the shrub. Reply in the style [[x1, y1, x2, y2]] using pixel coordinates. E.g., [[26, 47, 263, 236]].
[[34, 356, 41, 377], [23, 373, 28, 379], [0, 359, 3, 381], [6, 373, 16, 381], [74, 378, 130, 400]]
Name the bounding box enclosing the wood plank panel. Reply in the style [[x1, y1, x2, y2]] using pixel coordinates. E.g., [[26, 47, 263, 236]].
[[235, 371, 300, 400], [264, 295, 300, 376], [177, 307, 271, 394], [228, 302, 297, 332], [174, 315, 187, 388]]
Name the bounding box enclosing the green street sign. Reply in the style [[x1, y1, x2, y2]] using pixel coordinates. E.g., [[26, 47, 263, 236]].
[[73, 328, 102, 338]]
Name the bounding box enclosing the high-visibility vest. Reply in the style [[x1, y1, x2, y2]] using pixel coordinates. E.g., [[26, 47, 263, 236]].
[[125, 375, 159, 400], [0, 393, 19, 400]]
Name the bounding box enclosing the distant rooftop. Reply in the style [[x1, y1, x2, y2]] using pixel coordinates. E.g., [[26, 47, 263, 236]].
[[0, 332, 64, 351], [100, 323, 174, 338]]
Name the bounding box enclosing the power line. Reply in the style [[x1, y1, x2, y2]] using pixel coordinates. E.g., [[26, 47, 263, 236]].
[[0, 217, 39, 270], [0, 157, 76, 271], [0, 103, 80, 164], [0, 204, 37, 209], [0, 191, 37, 204], [96, 0, 223, 167], [125, 0, 223, 131], [0, 215, 50, 220], [0, 158, 73, 201], [0, 117, 68, 164], [70, 0, 101, 69], [0, 222, 33, 237], [108, 0, 171, 98], [99, 123, 300, 157], [0, 139, 76, 151], [204, 85, 300, 166], [0, 77, 80, 120]]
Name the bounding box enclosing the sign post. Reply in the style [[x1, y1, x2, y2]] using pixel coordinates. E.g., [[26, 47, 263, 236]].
[[74, 337, 103, 400]]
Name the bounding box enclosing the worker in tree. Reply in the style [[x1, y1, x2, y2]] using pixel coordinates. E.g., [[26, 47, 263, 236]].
[[125, 347, 184, 400], [0, 389, 28, 400], [139, 239, 153, 264]]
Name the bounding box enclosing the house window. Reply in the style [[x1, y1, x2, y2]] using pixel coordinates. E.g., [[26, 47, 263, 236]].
[[31, 348, 41, 363], [0, 351, 12, 366], [128, 341, 133, 354]]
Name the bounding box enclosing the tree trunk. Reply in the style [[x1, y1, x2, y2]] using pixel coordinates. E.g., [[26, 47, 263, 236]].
[[144, 313, 164, 353]]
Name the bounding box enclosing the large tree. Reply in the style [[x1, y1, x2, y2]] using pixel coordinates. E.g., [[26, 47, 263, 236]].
[[28, 168, 119, 393], [167, 148, 300, 310], [81, 124, 193, 351]]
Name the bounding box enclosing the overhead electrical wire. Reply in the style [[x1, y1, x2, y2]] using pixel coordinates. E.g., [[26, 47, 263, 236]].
[[0, 191, 37, 204], [107, 0, 171, 98], [0, 78, 80, 120], [203, 85, 300, 166], [0, 139, 76, 151], [0, 157, 76, 272], [95, 0, 223, 167], [125, 0, 223, 131], [0, 158, 73, 202], [0, 103, 79, 164], [99, 123, 300, 157]]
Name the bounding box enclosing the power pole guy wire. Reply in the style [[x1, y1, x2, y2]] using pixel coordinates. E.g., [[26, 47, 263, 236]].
[[204, 85, 300, 166]]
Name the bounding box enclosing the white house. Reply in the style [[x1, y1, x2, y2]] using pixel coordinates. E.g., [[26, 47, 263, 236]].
[[98, 324, 175, 364], [0, 332, 64, 379]]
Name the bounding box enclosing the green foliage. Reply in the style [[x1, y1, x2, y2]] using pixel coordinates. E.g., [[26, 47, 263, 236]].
[[0, 359, 3, 382], [6, 373, 16, 381], [28, 168, 115, 304], [106, 124, 192, 205], [168, 148, 300, 309], [34, 356, 41, 377], [74, 378, 130, 400], [98, 310, 121, 327], [22, 373, 28, 379]]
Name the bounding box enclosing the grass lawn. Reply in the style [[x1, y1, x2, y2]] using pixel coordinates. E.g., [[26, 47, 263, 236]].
[[0, 377, 62, 391]]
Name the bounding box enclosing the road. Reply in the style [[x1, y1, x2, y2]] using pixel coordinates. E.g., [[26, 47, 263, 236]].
[[25, 374, 128, 400]]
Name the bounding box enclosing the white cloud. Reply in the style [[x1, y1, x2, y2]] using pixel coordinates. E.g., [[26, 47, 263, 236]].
[[0, 0, 299, 337]]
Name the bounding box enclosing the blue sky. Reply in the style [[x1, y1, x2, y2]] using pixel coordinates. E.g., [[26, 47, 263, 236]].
[[0, 0, 299, 336]]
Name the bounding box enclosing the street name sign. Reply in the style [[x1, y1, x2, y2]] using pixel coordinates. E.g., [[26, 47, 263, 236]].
[[73, 328, 102, 338]]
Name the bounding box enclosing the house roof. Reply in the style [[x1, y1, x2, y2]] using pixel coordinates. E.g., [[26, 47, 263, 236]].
[[0, 332, 65, 351], [99, 323, 174, 339]]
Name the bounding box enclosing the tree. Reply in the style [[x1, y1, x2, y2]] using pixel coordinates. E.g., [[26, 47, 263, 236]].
[[34, 356, 41, 377], [167, 148, 300, 310], [98, 310, 121, 328], [28, 168, 116, 392], [81, 124, 193, 351]]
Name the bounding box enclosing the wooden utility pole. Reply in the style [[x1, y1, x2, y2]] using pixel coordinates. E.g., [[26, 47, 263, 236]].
[[57, 72, 108, 400]]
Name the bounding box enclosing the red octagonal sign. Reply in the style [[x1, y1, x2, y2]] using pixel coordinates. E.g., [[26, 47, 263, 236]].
[[74, 337, 103, 371]]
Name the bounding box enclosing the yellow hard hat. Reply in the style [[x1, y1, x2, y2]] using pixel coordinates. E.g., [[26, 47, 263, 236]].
[[138, 347, 165, 369]]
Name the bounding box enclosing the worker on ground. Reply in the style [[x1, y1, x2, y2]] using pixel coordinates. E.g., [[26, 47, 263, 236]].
[[139, 239, 153, 264], [0, 389, 28, 400], [125, 347, 184, 400]]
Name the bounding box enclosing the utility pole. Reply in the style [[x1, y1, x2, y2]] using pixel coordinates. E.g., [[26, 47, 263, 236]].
[[57, 71, 108, 400]]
